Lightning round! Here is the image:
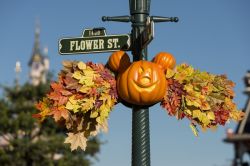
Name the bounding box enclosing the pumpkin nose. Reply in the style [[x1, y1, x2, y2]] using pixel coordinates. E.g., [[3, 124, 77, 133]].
[[140, 76, 151, 85], [139, 71, 152, 85]]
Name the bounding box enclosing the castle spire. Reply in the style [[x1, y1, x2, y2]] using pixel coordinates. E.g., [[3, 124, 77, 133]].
[[29, 19, 42, 66], [29, 20, 49, 86], [34, 19, 40, 53]]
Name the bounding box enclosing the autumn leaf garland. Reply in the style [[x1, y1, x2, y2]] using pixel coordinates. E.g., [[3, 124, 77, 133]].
[[33, 61, 118, 151], [161, 64, 245, 135], [33, 59, 245, 151]]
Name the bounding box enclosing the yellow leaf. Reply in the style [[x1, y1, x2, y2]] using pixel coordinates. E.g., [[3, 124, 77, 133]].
[[100, 108, 109, 119], [192, 110, 201, 119], [207, 112, 215, 121], [100, 82, 111, 89], [100, 93, 113, 107], [190, 124, 199, 137], [79, 76, 94, 86], [96, 117, 102, 124], [200, 100, 211, 110], [79, 86, 89, 93], [193, 110, 211, 126], [83, 70, 95, 77], [166, 68, 175, 78], [184, 84, 194, 93], [100, 103, 109, 112], [77, 61, 86, 70], [64, 132, 87, 151], [230, 110, 245, 121], [224, 97, 237, 110], [90, 110, 99, 118], [66, 96, 81, 113], [84, 78, 94, 86], [69, 96, 77, 105], [184, 109, 192, 116], [72, 71, 82, 80], [186, 95, 201, 108], [200, 113, 210, 126], [81, 97, 95, 112], [66, 102, 80, 113], [65, 101, 74, 110], [73, 105, 81, 113], [99, 93, 110, 102], [38, 108, 51, 121], [96, 116, 105, 124]]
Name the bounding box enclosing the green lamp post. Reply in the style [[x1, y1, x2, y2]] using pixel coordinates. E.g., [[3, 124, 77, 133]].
[[103, 0, 178, 165]]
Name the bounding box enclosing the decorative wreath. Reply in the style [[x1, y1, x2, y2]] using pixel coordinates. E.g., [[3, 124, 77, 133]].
[[33, 51, 244, 151]]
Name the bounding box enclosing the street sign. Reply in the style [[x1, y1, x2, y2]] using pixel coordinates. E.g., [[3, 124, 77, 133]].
[[141, 19, 154, 48], [59, 28, 131, 54]]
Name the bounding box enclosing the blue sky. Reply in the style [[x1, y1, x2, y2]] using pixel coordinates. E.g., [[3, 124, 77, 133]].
[[1, 0, 250, 165]]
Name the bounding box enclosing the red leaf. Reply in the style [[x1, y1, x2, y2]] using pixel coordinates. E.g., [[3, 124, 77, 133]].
[[32, 113, 41, 119], [214, 108, 230, 125]]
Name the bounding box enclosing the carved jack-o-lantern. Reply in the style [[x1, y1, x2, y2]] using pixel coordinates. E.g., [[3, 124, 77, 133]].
[[117, 60, 167, 105]]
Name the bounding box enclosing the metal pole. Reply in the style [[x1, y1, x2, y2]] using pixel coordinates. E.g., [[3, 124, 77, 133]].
[[130, 1, 151, 165], [102, 1, 178, 165]]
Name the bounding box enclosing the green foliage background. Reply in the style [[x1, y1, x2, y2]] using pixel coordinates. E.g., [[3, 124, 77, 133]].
[[0, 80, 101, 166]]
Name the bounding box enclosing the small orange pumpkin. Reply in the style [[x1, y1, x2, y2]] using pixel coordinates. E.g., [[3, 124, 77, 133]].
[[108, 51, 131, 72], [153, 52, 176, 71], [117, 60, 167, 105]]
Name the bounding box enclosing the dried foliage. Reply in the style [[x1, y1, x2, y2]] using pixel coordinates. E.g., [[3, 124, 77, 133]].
[[161, 64, 245, 135], [34, 61, 118, 150]]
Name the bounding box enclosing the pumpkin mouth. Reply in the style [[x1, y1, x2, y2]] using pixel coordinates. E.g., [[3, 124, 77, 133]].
[[136, 76, 153, 88], [133, 76, 158, 91]]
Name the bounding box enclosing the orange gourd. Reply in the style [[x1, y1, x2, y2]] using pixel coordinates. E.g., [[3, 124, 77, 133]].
[[108, 51, 131, 72], [117, 60, 167, 105], [153, 52, 176, 71]]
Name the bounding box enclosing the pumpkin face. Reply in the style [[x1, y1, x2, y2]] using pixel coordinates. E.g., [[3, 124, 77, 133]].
[[153, 52, 176, 72], [117, 60, 167, 105], [108, 51, 131, 72]]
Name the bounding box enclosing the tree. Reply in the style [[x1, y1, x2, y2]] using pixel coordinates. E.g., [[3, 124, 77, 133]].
[[0, 81, 101, 166]]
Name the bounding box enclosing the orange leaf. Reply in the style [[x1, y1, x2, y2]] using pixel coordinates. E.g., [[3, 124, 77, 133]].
[[49, 107, 69, 122], [51, 82, 64, 91]]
